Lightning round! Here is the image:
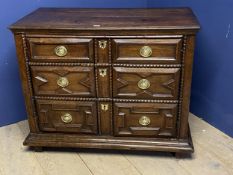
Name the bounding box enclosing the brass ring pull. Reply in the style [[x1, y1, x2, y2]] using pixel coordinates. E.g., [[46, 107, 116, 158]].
[[139, 116, 151, 126], [138, 79, 150, 90], [140, 46, 152, 58], [61, 113, 72, 123], [54, 46, 68, 57], [57, 77, 69, 88]]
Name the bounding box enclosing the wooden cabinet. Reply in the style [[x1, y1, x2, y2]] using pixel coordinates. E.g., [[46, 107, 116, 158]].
[[10, 8, 200, 155]]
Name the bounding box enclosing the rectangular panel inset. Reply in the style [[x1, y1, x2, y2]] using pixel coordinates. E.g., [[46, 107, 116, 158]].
[[28, 37, 94, 62], [113, 67, 181, 100], [31, 66, 95, 97], [36, 99, 98, 134], [112, 38, 182, 64], [113, 103, 178, 137]]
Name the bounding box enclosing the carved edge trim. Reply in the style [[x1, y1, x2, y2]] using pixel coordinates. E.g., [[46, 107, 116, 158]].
[[109, 39, 113, 135], [94, 39, 101, 134], [177, 35, 187, 136], [28, 62, 95, 66], [22, 34, 37, 117], [28, 62, 181, 68], [34, 96, 179, 103]]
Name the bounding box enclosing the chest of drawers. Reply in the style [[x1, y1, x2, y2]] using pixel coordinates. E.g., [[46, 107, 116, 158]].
[[10, 8, 200, 155]]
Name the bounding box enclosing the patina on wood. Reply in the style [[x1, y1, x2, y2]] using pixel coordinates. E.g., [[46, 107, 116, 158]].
[[10, 8, 200, 156]]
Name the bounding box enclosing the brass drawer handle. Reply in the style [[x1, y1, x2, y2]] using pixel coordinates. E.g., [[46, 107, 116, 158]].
[[101, 104, 109, 111], [61, 113, 72, 123], [57, 77, 69, 88], [139, 116, 151, 126], [99, 40, 107, 49], [54, 45, 68, 57], [99, 68, 107, 77], [138, 79, 150, 90], [140, 46, 152, 58]]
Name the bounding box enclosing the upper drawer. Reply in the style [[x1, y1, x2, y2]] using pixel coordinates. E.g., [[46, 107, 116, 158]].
[[31, 66, 95, 97], [112, 38, 182, 64], [27, 37, 94, 62]]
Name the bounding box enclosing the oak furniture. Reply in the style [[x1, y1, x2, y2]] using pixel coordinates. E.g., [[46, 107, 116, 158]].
[[10, 8, 200, 155]]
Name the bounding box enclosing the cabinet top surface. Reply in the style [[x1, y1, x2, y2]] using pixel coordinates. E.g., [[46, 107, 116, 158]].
[[10, 8, 200, 31]]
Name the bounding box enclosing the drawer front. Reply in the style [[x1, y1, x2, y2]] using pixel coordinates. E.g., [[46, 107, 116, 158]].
[[112, 38, 182, 64], [113, 67, 180, 99], [27, 38, 93, 62], [36, 100, 98, 134], [31, 66, 95, 97], [114, 103, 178, 137]]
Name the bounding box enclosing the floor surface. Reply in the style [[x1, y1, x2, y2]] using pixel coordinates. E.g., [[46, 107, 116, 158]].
[[0, 113, 232, 175]]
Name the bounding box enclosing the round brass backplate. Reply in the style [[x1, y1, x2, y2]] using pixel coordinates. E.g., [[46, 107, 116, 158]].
[[57, 77, 69, 88], [54, 45, 68, 57], [139, 116, 151, 126], [61, 113, 72, 123], [138, 79, 150, 90], [140, 46, 152, 58]]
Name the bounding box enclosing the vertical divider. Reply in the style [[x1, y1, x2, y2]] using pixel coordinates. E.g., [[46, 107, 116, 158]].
[[95, 39, 113, 135]]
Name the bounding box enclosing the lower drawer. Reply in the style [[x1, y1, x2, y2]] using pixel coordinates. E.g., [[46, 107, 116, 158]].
[[113, 102, 178, 137], [36, 99, 98, 134]]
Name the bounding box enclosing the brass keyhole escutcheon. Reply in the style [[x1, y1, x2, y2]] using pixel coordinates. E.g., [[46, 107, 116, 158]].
[[140, 46, 152, 58], [99, 40, 107, 49], [99, 68, 107, 77], [54, 45, 68, 57], [138, 79, 150, 90], [139, 116, 151, 126], [101, 104, 109, 111], [57, 77, 69, 88], [61, 113, 72, 123]]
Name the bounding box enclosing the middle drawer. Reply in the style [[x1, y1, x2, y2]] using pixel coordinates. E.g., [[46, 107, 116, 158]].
[[31, 66, 96, 97], [113, 67, 181, 100]]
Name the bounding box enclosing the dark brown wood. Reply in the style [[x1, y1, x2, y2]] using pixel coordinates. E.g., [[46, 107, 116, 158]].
[[112, 38, 183, 64], [36, 99, 98, 134], [113, 103, 178, 137], [27, 37, 94, 62], [10, 8, 200, 155], [9, 8, 200, 31], [30, 66, 95, 97], [33, 146, 43, 152], [113, 67, 181, 99]]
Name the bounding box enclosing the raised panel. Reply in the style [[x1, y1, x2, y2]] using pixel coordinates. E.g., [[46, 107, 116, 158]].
[[27, 37, 94, 62], [113, 67, 180, 99], [31, 66, 95, 97], [112, 38, 182, 64], [114, 103, 178, 137], [36, 100, 98, 134]]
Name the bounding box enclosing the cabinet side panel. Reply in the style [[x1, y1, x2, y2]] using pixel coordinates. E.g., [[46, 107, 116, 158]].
[[14, 34, 39, 133], [179, 35, 196, 138]]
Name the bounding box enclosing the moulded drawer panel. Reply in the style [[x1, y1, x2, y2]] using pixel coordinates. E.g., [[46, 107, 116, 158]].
[[36, 99, 98, 134], [31, 66, 96, 97], [112, 38, 182, 64], [113, 67, 181, 100], [113, 102, 178, 137], [27, 37, 94, 62]]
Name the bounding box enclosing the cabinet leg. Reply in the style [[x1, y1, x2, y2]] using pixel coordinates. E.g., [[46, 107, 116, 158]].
[[33, 146, 43, 152], [174, 152, 191, 159]]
